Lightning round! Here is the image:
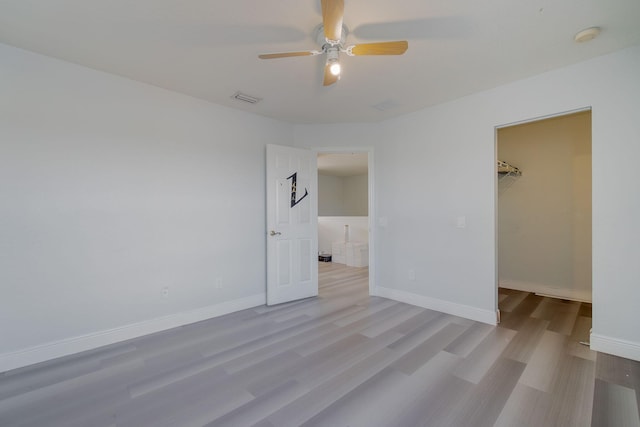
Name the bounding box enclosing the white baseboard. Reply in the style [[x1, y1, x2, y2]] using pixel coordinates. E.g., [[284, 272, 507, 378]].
[[373, 286, 497, 325], [590, 333, 640, 362], [499, 280, 592, 303], [0, 293, 266, 373]]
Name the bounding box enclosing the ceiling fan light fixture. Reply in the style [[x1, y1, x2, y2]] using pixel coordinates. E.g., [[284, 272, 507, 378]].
[[329, 61, 341, 76], [326, 47, 341, 76]]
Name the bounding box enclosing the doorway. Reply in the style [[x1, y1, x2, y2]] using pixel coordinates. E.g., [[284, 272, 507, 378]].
[[316, 148, 374, 295], [496, 110, 592, 308]]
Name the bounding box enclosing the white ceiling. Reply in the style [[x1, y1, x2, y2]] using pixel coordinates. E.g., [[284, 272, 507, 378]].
[[1, 0, 639, 124]]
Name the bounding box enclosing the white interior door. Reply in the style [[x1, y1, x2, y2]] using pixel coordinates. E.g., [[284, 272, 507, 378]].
[[266, 144, 318, 305]]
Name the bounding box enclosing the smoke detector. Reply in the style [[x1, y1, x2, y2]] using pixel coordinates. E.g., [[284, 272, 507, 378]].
[[574, 27, 601, 43]]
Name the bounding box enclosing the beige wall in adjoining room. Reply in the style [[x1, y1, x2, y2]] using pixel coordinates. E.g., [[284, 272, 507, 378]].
[[318, 173, 368, 216]]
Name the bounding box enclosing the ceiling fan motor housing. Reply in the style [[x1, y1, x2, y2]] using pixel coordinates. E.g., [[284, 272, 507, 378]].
[[316, 24, 349, 50], [326, 47, 340, 62]]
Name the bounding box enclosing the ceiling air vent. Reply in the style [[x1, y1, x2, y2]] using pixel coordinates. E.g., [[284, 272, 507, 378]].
[[371, 100, 400, 112], [231, 91, 262, 104]]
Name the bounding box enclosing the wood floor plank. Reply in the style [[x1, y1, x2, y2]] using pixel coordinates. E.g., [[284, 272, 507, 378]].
[[299, 367, 409, 427], [301, 351, 462, 427], [359, 305, 424, 338], [265, 347, 400, 427], [498, 311, 531, 331], [189, 304, 367, 377], [501, 317, 550, 363], [592, 379, 640, 427], [569, 340, 597, 361], [545, 354, 595, 426], [391, 373, 473, 427], [594, 352, 640, 423], [453, 327, 517, 384], [499, 290, 529, 312], [530, 296, 558, 320], [204, 379, 305, 427], [245, 334, 372, 396], [449, 357, 526, 427], [0, 344, 137, 401], [384, 308, 441, 335], [386, 312, 452, 353], [547, 300, 581, 335], [390, 323, 466, 375], [220, 323, 338, 374], [290, 331, 404, 392], [294, 302, 407, 357], [595, 352, 640, 391], [571, 315, 593, 343], [494, 383, 551, 427], [0, 359, 145, 427], [579, 302, 593, 318], [444, 322, 494, 358], [510, 293, 544, 317], [117, 369, 252, 427], [518, 330, 566, 392], [331, 299, 398, 328], [0, 358, 144, 418]]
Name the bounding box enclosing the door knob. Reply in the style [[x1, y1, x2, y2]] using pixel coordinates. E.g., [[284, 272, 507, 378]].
[[270, 230, 282, 236]]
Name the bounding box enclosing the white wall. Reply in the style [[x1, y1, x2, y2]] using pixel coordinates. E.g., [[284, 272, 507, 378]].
[[295, 46, 640, 360], [318, 216, 369, 255], [318, 173, 368, 216], [0, 43, 294, 371], [498, 112, 592, 302]]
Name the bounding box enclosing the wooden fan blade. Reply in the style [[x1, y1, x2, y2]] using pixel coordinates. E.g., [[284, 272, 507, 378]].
[[259, 51, 318, 59], [348, 41, 408, 56], [321, 0, 344, 42], [323, 63, 339, 86]]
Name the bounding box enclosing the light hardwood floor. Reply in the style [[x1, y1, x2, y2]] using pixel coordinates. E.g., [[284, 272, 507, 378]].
[[0, 262, 638, 426]]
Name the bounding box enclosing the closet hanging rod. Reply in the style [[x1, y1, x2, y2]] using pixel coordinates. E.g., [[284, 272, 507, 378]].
[[497, 160, 522, 176]]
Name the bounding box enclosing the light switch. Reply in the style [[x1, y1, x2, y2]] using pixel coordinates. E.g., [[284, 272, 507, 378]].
[[456, 216, 466, 228], [378, 217, 388, 227]]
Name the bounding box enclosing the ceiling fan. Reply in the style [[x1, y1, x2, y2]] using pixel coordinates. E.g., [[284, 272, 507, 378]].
[[258, 0, 408, 86]]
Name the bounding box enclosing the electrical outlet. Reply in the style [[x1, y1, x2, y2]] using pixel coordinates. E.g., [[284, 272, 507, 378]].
[[408, 269, 415, 281], [161, 287, 169, 298], [215, 277, 223, 289]]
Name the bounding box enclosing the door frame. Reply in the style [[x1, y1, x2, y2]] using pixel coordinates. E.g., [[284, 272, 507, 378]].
[[313, 146, 375, 295], [494, 106, 593, 316]]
